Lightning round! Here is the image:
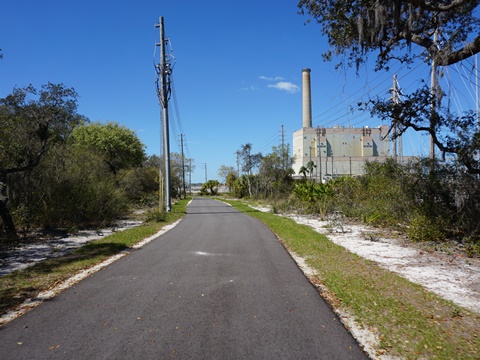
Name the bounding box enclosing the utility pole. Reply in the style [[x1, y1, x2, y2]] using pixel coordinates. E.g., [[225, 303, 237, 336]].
[[316, 127, 322, 183], [392, 74, 398, 162], [189, 159, 192, 196], [203, 163, 207, 182], [179, 134, 186, 199], [235, 151, 240, 177], [154, 16, 173, 211]]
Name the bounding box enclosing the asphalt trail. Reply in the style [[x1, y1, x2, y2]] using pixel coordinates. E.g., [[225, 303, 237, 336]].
[[0, 198, 368, 359]]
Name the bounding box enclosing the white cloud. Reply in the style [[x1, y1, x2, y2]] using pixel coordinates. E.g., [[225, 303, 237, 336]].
[[259, 75, 284, 81], [268, 81, 300, 94], [239, 85, 260, 91]]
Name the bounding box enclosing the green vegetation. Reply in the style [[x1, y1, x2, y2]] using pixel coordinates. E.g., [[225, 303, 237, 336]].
[[72, 121, 146, 176], [200, 180, 220, 196], [0, 198, 188, 316], [227, 154, 479, 252], [0, 83, 85, 240], [225, 199, 480, 359], [0, 84, 191, 243], [227, 143, 294, 199]]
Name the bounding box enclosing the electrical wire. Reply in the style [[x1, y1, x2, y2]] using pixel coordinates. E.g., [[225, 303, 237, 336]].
[[311, 61, 427, 129]]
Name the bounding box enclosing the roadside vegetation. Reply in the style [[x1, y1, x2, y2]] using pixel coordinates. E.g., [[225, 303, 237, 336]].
[[224, 199, 480, 359], [0, 83, 191, 244], [0, 198, 188, 317], [219, 143, 480, 256]]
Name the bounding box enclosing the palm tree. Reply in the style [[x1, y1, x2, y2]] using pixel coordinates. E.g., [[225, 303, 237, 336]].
[[306, 161, 317, 181], [298, 166, 308, 179]]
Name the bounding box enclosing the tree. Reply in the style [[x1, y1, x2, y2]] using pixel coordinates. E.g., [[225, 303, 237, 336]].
[[299, 0, 480, 173], [143, 154, 193, 200], [201, 180, 220, 195], [298, 0, 480, 70], [365, 86, 480, 174], [257, 145, 294, 197], [0, 83, 84, 240], [27, 145, 129, 229], [306, 160, 317, 181], [72, 122, 146, 176], [237, 143, 262, 197], [170, 152, 192, 198], [226, 172, 237, 192], [299, 166, 309, 179], [218, 165, 235, 184], [238, 143, 262, 175]]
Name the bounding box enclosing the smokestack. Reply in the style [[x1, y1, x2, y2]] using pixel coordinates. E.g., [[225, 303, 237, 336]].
[[302, 68, 312, 128]]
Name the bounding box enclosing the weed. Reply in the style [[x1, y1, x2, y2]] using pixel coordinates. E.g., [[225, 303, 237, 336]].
[[145, 208, 167, 222], [327, 211, 349, 233], [365, 233, 381, 242]]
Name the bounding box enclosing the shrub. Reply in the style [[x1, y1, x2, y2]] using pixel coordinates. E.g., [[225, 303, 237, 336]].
[[406, 212, 446, 242], [145, 208, 167, 222]]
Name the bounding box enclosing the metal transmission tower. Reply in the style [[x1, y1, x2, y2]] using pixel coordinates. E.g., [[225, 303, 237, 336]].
[[392, 75, 403, 164], [154, 16, 175, 212]]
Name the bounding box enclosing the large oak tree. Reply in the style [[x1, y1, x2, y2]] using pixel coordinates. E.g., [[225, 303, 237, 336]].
[[71, 122, 146, 176]]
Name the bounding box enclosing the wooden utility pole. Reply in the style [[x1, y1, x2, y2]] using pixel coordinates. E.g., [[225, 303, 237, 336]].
[[189, 159, 192, 196]]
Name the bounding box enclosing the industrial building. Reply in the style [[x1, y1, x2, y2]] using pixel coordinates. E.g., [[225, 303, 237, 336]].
[[292, 68, 394, 182]]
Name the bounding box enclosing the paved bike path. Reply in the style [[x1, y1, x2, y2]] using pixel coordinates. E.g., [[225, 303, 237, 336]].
[[0, 198, 368, 359]]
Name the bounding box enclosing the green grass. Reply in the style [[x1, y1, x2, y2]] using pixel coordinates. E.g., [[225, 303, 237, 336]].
[[224, 199, 480, 359], [0, 199, 189, 316]]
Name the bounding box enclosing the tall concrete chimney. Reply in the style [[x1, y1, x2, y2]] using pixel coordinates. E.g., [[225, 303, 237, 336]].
[[302, 68, 312, 128]]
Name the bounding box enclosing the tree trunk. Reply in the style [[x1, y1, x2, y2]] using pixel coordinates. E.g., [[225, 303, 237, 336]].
[[0, 172, 18, 242]]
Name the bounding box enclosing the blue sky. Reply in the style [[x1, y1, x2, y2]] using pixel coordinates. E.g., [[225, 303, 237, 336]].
[[1, 0, 478, 183]]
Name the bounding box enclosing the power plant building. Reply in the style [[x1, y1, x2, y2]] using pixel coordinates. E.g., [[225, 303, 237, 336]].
[[293, 68, 392, 182]]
